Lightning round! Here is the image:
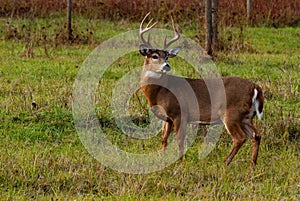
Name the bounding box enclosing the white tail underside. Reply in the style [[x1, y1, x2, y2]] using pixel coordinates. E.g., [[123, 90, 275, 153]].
[[252, 88, 263, 120]]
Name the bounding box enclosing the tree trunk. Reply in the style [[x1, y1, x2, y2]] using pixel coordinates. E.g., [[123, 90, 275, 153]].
[[212, 0, 218, 50], [247, 0, 253, 22], [205, 0, 213, 56], [67, 0, 73, 41]]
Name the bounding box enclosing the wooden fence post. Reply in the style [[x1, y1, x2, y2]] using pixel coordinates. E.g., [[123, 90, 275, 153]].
[[205, 0, 213, 56], [67, 0, 73, 41]]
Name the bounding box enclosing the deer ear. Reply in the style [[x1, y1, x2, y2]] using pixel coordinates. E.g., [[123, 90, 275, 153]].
[[139, 44, 151, 56], [168, 46, 181, 58]]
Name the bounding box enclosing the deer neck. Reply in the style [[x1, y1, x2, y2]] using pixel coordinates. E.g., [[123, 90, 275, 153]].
[[140, 67, 169, 107]]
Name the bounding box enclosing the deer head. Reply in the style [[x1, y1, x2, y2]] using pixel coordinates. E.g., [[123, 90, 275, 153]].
[[139, 12, 181, 77]]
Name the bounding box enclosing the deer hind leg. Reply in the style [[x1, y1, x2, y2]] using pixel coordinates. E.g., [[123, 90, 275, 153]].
[[173, 116, 187, 161], [223, 119, 246, 166], [161, 121, 173, 152], [242, 119, 261, 169]]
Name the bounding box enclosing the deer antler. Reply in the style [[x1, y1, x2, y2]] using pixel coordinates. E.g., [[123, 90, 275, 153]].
[[163, 16, 180, 50], [139, 12, 158, 48]]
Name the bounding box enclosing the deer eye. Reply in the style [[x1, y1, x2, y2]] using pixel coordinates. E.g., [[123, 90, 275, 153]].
[[152, 55, 159, 60]]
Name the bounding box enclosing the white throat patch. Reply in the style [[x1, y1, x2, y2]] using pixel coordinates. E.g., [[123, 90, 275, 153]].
[[144, 71, 162, 79]]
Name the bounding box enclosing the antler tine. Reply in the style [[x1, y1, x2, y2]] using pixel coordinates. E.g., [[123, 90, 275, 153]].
[[139, 12, 150, 31], [163, 16, 180, 50], [139, 12, 158, 48], [146, 18, 154, 29], [147, 32, 151, 45]]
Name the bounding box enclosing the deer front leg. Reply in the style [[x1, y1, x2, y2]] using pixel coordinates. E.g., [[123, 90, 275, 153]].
[[223, 121, 246, 166], [173, 116, 187, 161], [162, 121, 173, 152]]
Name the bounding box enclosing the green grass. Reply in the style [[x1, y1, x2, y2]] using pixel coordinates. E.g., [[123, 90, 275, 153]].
[[0, 17, 299, 200]]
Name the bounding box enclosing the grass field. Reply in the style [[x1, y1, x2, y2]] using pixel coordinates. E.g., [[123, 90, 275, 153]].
[[0, 17, 299, 200]]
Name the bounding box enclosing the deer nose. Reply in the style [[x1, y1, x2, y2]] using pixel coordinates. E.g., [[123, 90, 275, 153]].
[[162, 63, 171, 72]]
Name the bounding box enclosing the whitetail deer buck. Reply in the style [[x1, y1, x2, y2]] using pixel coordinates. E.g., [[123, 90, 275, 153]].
[[139, 13, 264, 168]]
